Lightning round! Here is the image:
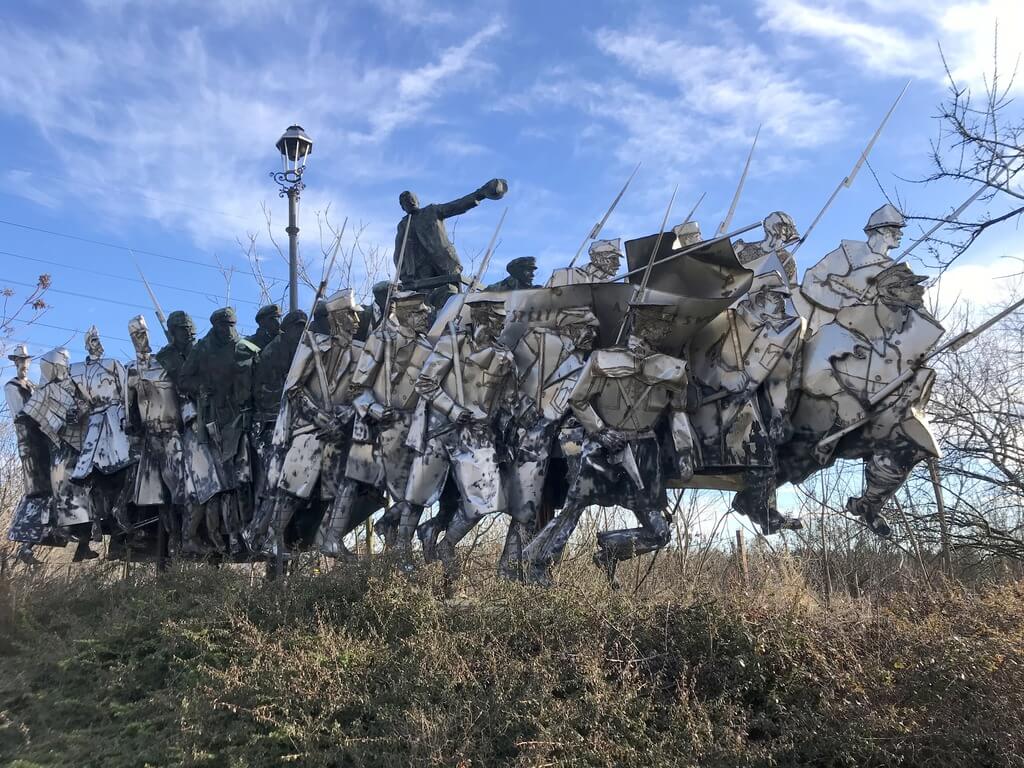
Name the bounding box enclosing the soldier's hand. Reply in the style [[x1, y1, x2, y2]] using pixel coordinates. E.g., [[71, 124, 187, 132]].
[[596, 430, 625, 453], [455, 409, 474, 426], [379, 406, 397, 424]]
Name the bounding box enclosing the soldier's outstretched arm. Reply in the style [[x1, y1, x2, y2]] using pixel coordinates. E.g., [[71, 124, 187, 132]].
[[435, 191, 482, 221], [567, 356, 605, 435], [415, 335, 460, 420]]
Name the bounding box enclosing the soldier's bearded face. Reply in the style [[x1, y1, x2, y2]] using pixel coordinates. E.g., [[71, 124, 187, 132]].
[[471, 307, 504, 339], [512, 264, 537, 284], [396, 306, 430, 333], [260, 316, 281, 335], [212, 320, 238, 343], [15, 357, 29, 379], [85, 334, 104, 359], [171, 324, 196, 348], [131, 328, 151, 356], [329, 309, 358, 339]]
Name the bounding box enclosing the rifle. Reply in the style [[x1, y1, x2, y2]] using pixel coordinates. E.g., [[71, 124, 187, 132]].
[[792, 80, 911, 256], [718, 126, 760, 235], [568, 163, 640, 268], [134, 257, 171, 344], [381, 216, 414, 405], [817, 294, 1024, 449]]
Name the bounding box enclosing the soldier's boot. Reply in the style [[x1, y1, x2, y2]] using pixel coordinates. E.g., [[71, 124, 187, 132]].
[[594, 508, 672, 587], [242, 496, 277, 552], [158, 505, 181, 559], [317, 485, 358, 560], [373, 502, 402, 551], [846, 451, 911, 538], [497, 518, 535, 583], [181, 504, 210, 556], [205, 496, 225, 554], [72, 533, 99, 562], [522, 503, 586, 587], [217, 494, 245, 558], [396, 502, 425, 554], [15, 545, 42, 566], [434, 508, 486, 581], [847, 496, 892, 538], [258, 493, 304, 559], [732, 471, 802, 535]]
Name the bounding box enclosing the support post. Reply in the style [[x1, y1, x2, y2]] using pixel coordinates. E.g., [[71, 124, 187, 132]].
[[287, 186, 300, 312]]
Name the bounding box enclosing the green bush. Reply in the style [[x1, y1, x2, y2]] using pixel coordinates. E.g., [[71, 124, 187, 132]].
[[1, 564, 1023, 767]]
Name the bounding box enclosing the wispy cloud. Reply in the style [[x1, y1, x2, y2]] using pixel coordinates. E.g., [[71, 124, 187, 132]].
[[756, 0, 1024, 91]]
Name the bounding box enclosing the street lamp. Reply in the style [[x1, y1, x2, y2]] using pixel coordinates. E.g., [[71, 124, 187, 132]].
[[272, 124, 314, 312]]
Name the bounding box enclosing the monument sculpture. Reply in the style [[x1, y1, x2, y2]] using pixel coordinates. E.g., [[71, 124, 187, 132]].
[[9, 178, 991, 591]]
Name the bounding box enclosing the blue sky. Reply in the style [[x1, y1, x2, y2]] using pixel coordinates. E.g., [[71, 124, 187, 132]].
[[2, 0, 1023, 372]]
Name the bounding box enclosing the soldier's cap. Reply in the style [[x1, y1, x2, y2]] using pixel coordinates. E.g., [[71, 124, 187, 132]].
[[465, 292, 507, 315], [210, 307, 237, 325], [749, 271, 790, 295], [507, 256, 537, 271], [281, 309, 308, 328], [84, 325, 101, 345], [255, 304, 282, 322], [870, 262, 928, 287], [127, 315, 148, 335], [324, 289, 361, 314], [7, 343, 30, 361], [589, 238, 622, 257], [392, 290, 429, 309], [764, 211, 798, 237], [864, 203, 906, 232], [167, 310, 195, 330]]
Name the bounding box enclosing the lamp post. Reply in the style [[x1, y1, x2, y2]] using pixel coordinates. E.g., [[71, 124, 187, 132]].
[[272, 125, 314, 312]]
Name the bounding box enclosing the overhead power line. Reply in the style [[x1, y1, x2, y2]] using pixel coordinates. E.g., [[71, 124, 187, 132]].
[[0, 217, 288, 284], [2, 249, 261, 306], [6, 318, 132, 343], [5, 277, 155, 312]]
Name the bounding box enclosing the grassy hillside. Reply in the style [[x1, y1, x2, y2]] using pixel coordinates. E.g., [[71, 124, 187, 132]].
[[2, 561, 1024, 767]]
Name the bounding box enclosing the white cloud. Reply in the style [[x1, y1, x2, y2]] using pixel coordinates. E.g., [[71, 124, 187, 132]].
[[0, 12, 506, 251], [756, 0, 1024, 92]]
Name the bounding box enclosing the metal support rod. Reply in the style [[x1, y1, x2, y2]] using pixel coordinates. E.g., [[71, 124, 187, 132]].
[[287, 187, 300, 312]]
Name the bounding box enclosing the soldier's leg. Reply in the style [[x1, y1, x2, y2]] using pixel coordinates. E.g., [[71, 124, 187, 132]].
[[595, 506, 671, 563], [732, 467, 803, 535], [257, 491, 307, 558], [396, 502, 425, 552], [181, 502, 209, 556], [846, 446, 922, 538], [417, 476, 459, 563], [317, 482, 360, 560]]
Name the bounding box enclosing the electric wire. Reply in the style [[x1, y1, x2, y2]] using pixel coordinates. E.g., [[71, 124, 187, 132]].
[[2, 249, 261, 306], [0, 218, 289, 283]]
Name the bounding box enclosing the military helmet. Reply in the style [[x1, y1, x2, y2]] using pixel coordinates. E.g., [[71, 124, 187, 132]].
[[324, 289, 361, 314], [864, 203, 905, 233], [589, 238, 622, 257], [255, 304, 282, 322], [210, 307, 237, 325], [281, 309, 308, 328], [166, 311, 195, 331]]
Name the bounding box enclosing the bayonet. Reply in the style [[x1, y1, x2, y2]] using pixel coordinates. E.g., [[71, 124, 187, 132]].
[[793, 80, 911, 255], [681, 191, 706, 230], [718, 125, 760, 235], [133, 257, 170, 343], [382, 215, 413, 404], [894, 184, 987, 264], [568, 162, 641, 268]]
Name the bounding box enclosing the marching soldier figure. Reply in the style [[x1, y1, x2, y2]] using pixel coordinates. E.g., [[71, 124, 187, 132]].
[[179, 307, 260, 556], [126, 315, 190, 558], [251, 309, 308, 503], [246, 304, 282, 350], [524, 299, 697, 586], [546, 239, 622, 287], [412, 293, 516, 574], [500, 307, 600, 580], [342, 291, 439, 556], [5, 344, 52, 564], [247, 291, 380, 558], [22, 348, 97, 561], [69, 327, 134, 531], [794, 203, 905, 334]]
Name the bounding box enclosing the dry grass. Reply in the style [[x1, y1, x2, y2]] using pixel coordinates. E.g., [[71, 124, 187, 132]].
[[2, 550, 1024, 768]]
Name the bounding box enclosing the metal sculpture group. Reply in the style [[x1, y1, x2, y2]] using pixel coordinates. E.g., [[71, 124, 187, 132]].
[[5, 178, 968, 587]]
